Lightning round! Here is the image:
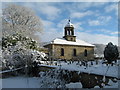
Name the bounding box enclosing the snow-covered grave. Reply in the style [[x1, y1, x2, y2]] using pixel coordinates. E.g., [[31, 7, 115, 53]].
[[39, 60, 119, 78]]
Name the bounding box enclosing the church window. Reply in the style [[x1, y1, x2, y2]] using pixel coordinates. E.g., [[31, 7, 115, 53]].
[[84, 49, 87, 57], [61, 48, 64, 56], [73, 49, 77, 56]]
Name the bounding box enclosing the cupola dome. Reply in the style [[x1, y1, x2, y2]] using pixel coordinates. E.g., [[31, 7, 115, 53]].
[[65, 19, 74, 27]]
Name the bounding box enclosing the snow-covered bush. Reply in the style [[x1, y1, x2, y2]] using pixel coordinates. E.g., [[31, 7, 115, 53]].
[[2, 48, 47, 70], [31, 50, 47, 62], [2, 34, 38, 50], [1, 34, 47, 70], [39, 69, 72, 88]]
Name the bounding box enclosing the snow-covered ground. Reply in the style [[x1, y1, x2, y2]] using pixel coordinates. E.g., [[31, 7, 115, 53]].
[[0, 76, 118, 88], [0, 59, 119, 88], [39, 60, 119, 78], [104, 79, 118, 88], [60, 61, 118, 78], [65, 82, 82, 88], [1, 76, 41, 88]]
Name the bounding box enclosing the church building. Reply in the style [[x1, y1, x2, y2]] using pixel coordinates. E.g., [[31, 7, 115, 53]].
[[44, 20, 94, 60]]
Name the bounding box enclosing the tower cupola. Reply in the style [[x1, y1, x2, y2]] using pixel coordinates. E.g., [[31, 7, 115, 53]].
[[63, 19, 76, 42]]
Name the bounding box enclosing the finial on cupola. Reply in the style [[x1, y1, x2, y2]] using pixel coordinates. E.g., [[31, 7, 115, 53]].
[[68, 17, 71, 22], [69, 19, 70, 22]]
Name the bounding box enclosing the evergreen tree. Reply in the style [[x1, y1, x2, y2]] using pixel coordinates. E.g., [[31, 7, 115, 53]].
[[104, 42, 119, 64]]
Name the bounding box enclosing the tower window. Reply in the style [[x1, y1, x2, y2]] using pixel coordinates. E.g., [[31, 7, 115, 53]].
[[67, 30, 69, 35], [84, 49, 87, 57], [73, 49, 77, 56], [71, 30, 74, 35], [61, 48, 64, 56]]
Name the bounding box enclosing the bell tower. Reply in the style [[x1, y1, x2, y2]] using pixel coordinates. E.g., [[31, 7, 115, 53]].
[[63, 19, 76, 42]]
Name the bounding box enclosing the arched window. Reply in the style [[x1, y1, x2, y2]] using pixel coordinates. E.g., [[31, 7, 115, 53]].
[[70, 30, 72, 35], [84, 49, 87, 57], [65, 30, 67, 36], [68, 30, 70, 35], [73, 49, 77, 56], [67, 30, 69, 35], [61, 48, 64, 56], [70, 30, 71, 35], [71, 30, 74, 35]]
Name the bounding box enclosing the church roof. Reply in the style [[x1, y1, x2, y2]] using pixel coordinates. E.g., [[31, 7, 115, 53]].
[[45, 38, 94, 47]]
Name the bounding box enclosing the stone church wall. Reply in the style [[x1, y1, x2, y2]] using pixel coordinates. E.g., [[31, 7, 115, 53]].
[[46, 44, 94, 60]]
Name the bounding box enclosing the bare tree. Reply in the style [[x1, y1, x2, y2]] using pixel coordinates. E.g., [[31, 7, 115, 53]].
[[2, 4, 43, 41]]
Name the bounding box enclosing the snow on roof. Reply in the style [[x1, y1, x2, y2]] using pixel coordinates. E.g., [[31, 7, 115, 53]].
[[65, 20, 74, 27], [46, 38, 94, 47]]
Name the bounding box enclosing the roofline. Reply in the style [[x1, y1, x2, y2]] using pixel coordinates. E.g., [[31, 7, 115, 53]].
[[44, 43, 95, 47]]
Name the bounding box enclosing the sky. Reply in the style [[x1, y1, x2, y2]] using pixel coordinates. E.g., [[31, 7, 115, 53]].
[[1, 1, 119, 45]]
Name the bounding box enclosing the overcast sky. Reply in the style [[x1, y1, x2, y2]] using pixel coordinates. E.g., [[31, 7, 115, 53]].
[[2, 1, 119, 45]]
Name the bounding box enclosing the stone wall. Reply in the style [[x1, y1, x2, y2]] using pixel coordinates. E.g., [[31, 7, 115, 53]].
[[63, 35, 76, 42], [45, 44, 94, 60]]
